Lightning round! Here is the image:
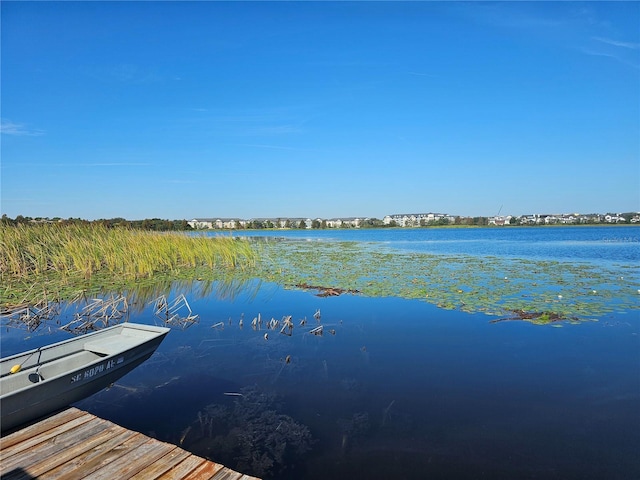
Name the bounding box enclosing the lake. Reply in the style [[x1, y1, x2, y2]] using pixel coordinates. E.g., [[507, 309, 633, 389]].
[[2, 226, 639, 479]]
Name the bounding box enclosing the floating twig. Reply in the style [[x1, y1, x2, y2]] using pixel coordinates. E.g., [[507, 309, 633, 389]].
[[309, 325, 323, 336], [382, 400, 395, 427]]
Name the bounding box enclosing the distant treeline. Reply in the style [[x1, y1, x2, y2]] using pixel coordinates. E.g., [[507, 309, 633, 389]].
[[1, 215, 192, 231], [2, 213, 637, 231], [1, 215, 484, 230]]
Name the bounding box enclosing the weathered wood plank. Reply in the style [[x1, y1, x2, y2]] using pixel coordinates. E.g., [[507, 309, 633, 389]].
[[214, 468, 261, 480], [8, 424, 124, 480], [212, 468, 260, 480], [179, 460, 225, 480], [84, 437, 177, 479], [128, 447, 192, 479], [0, 417, 108, 476], [211, 467, 245, 480], [45, 432, 150, 480], [0, 408, 89, 452], [0, 408, 261, 480], [0, 408, 84, 449], [154, 455, 206, 480], [41, 428, 138, 480]]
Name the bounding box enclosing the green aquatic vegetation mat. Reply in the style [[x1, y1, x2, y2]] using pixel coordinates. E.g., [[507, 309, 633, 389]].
[[253, 240, 640, 323], [3, 237, 638, 326]]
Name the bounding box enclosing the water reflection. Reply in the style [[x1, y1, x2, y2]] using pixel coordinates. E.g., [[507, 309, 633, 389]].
[[0, 275, 261, 337], [66, 282, 640, 480]]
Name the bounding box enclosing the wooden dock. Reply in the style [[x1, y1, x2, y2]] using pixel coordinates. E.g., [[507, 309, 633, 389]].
[[0, 407, 260, 480]]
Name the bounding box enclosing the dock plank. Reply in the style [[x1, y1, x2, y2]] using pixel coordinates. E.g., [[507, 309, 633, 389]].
[[0, 408, 89, 453], [42, 429, 141, 480], [154, 456, 207, 479], [87, 437, 178, 479], [128, 447, 192, 479], [9, 424, 125, 479], [180, 460, 225, 480], [0, 417, 108, 476], [0, 408, 85, 450], [0, 408, 260, 480], [211, 467, 248, 480], [48, 433, 151, 480]]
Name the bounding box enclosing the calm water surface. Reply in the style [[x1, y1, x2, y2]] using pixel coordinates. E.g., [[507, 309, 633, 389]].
[[2, 227, 639, 479], [229, 225, 640, 264]]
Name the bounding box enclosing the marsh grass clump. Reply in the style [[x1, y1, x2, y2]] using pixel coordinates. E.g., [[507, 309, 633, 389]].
[[0, 223, 258, 307]]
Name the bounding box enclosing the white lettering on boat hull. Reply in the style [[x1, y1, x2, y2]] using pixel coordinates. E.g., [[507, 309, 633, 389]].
[[70, 356, 125, 384]]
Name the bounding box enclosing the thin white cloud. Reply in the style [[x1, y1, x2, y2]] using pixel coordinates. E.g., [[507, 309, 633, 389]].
[[593, 37, 640, 50], [580, 48, 640, 70], [457, 3, 564, 31], [0, 120, 44, 136]]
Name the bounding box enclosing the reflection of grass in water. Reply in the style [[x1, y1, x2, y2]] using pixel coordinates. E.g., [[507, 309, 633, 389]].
[[0, 271, 263, 335], [254, 240, 640, 322], [1, 264, 261, 313]]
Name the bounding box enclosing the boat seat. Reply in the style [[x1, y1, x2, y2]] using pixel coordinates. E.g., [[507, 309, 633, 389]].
[[84, 335, 148, 356]]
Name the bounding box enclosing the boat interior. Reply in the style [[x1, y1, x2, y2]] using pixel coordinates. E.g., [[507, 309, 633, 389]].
[[0, 350, 106, 393]]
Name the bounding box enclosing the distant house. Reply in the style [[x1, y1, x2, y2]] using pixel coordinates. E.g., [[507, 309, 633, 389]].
[[605, 214, 626, 223], [488, 215, 512, 226]]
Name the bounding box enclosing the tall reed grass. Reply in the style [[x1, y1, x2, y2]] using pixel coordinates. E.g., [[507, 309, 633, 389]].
[[0, 223, 257, 281]]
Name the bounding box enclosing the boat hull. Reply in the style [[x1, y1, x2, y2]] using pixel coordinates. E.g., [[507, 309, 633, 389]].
[[1, 323, 169, 434]]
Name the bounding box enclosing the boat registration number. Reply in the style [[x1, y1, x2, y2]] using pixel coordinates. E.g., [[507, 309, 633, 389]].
[[70, 356, 124, 383]]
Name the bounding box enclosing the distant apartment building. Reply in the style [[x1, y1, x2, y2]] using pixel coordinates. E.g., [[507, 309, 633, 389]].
[[324, 217, 363, 228], [188, 218, 237, 229], [383, 213, 454, 227]]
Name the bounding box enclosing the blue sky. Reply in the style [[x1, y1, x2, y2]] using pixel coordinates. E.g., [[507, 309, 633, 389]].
[[1, 1, 639, 220]]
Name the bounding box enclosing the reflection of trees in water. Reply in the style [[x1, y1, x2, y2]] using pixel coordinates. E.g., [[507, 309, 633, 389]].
[[183, 385, 314, 479]]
